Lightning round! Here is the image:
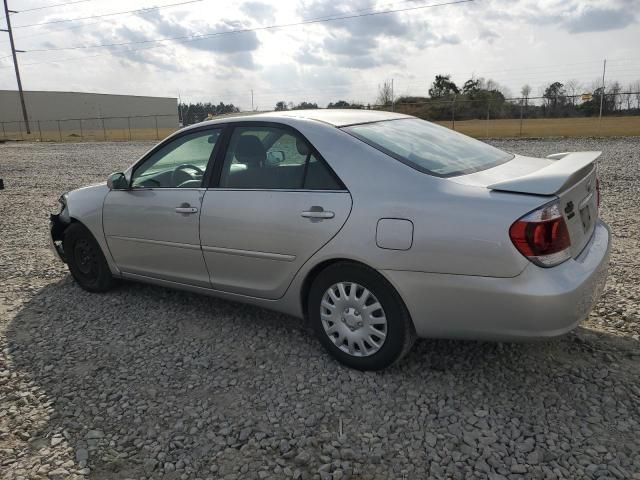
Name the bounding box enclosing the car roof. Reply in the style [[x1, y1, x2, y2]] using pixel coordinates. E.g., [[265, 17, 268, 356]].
[[187, 109, 411, 129]]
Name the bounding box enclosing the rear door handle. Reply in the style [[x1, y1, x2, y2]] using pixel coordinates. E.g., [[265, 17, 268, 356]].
[[175, 204, 198, 214], [301, 207, 334, 219]]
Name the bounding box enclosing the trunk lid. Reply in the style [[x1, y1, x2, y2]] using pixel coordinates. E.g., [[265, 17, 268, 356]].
[[450, 151, 601, 260]]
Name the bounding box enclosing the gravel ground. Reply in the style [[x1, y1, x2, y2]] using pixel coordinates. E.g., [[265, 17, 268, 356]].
[[0, 138, 639, 480]]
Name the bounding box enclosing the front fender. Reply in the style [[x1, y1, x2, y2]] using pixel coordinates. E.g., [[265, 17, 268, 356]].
[[61, 183, 121, 275]]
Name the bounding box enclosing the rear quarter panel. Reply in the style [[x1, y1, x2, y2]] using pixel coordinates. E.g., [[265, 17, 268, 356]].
[[288, 120, 548, 278]]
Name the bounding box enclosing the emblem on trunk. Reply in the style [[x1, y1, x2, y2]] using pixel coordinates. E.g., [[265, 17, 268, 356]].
[[564, 201, 575, 219]]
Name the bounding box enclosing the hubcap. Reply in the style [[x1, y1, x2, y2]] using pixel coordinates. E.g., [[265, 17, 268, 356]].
[[74, 239, 97, 277], [320, 282, 387, 357]]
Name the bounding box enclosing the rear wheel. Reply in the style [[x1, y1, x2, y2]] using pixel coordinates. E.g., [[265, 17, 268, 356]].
[[308, 262, 415, 370], [64, 223, 115, 292]]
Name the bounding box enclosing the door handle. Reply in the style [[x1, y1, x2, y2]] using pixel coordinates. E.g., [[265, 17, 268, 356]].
[[301, 207, 334, 219], [175, 204, 198, 214]]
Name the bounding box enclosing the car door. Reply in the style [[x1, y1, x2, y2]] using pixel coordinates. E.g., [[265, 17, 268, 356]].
[[103, 127, 223, 287], [200, 123, 352, 299]]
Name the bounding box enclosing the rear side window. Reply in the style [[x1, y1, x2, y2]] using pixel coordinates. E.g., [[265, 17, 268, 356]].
[[219, 126, 343, 190], [343, 118, 513, 177]]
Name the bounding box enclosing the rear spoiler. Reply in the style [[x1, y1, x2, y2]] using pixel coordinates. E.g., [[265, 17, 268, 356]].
[[488, 151, 601, 196]]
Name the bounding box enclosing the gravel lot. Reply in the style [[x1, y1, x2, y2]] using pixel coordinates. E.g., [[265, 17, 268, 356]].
[[1, 137, 639, 480]]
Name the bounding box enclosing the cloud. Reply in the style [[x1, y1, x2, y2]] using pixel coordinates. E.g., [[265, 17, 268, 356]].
[[240, 1, 276, 23], [119, 13, 261, 70], [566, 7, 636, 33], [137, 9, 191, 38], [294, 44, 325, 65], [323, 34, 376, 57], [489, 0, 637, 34], [296, 0, 461, 70], [219, 51, 259, 70], [189, 22, 260, 54], [261, 63, 353, 101], [478, 28, 500, 44]]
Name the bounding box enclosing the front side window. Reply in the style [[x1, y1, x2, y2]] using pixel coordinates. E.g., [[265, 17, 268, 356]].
[[132, 129, 221, 188], [219, 126, 342, 190], [343, 118, 513, 177]]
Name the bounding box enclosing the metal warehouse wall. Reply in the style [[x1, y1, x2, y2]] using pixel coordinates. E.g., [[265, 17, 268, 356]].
[[0, 90, 178, 128]]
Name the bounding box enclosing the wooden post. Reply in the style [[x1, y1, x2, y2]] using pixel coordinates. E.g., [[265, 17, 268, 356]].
[[38, 120, 42, 142], [57, 120, 62, 142], [486, 102, 490, 138], [127, 117, 131, 141], [2, 0, 31, 133], [102, 118, 106, 141], [598, 59, 606, 136], [1, 122, 5, 140], [451, 95, 456, 130], [79, 119, 83, 140], [155, 116, 159, 140], [519, 99, 524, 137]]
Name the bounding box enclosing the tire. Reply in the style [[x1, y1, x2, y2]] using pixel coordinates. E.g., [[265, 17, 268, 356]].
[[307, 262, 416, 370], [63, 222, 115, 293]]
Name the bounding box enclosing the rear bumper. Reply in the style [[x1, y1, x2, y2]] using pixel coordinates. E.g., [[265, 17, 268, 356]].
[[383, 220, 611, 340]]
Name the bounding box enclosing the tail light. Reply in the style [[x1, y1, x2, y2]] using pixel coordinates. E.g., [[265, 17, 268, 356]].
[[509, 201, 571, 267]]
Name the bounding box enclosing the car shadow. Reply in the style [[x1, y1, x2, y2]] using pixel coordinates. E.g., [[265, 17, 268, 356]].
[[4, 277, 639, 479]]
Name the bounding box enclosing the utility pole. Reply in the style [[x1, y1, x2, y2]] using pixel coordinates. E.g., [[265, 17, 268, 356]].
[[598, 59, 606, 135], [2, 0, 30, 133], [391, 79, 394, 112], [251, 89, 254, 111]]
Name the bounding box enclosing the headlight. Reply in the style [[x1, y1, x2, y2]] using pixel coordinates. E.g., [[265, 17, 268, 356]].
[[58, 193, 68, 208]]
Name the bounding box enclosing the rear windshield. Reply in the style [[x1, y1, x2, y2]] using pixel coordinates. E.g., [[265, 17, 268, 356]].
[[343, 118, 513, 177]]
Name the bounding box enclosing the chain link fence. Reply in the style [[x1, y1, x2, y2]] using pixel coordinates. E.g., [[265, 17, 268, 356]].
[[2, 93, 639, 142], [0, 114, 178, 142], [377, 92, 640, 137]]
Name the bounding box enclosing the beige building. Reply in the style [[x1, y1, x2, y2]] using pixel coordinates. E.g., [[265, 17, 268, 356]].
[[0, 90, 178, 140]]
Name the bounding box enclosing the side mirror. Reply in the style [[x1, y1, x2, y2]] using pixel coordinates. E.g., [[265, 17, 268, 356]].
[[266, 150, 285, 166], [107, 172, 129, 190]]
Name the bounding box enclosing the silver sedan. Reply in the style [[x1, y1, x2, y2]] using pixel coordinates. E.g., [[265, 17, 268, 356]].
[[50, 110, 611, 370]]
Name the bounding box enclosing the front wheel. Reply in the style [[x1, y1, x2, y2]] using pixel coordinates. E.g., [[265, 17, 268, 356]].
[[63, 223, 116, 293], [308, 262, 415, 370]]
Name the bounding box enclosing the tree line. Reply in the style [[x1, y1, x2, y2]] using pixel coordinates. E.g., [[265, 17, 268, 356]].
[[178, 102, 239, 125], [178, 76, 640, 125], [382, 76, 640, 121]]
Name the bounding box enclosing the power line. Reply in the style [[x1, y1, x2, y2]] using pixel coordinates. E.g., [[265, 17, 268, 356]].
[[0, 0, 204, 45], [15, 0, 94, 14], [21, 0, 474, 53], [0, 0, 451, 43], [0, 0, 94, 22], [12, 0, 203, 29], [0, 0, 445, 49]]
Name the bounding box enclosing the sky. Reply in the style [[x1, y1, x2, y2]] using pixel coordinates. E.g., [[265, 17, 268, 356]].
[[0, 0, 639, 110]]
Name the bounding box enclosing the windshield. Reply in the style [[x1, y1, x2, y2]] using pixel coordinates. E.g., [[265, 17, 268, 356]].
[[343, 118, 513, 177]]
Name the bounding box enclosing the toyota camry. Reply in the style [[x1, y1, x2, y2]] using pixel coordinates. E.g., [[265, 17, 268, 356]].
[[50, 110, 610, 370]]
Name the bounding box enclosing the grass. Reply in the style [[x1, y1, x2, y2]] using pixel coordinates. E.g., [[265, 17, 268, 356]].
[[1, 116, 639, 142], [435, 116, 640, 138]]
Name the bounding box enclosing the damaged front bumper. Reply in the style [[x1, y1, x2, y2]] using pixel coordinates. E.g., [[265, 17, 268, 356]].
[[49, 213, 67, 263]]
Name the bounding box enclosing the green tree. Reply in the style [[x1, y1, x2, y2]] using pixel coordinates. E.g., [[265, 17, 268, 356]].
[[292, 101, 318, 110], [428, 74, 460, 98], [543, 82, 567, 116], [275, 101, 288, 111], [327, 100, 363, 109], [462, 78, 480, 95]]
